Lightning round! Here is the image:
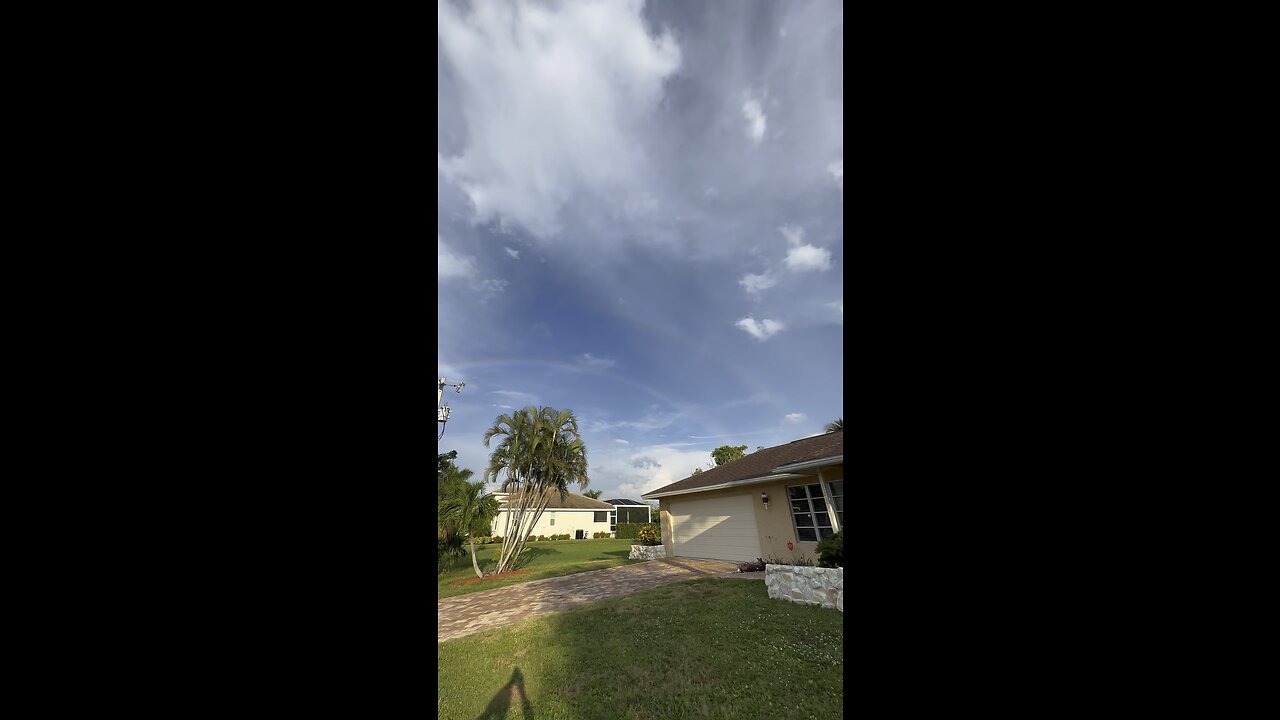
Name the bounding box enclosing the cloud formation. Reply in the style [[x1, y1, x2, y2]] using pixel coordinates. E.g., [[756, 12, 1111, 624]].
[[630, 456, 662, 470], [784, 412, 806, 424], [578, 353, 617, 370], [739, 271, 778, 294], [438, 0, 681, 238], [742, 98, 767, 144], [438, 236, 476, 280], [784, 244, 832, 272], [505, 247, 520, 259], [735, 317, 785, 341], [775, 226, 832, 272]]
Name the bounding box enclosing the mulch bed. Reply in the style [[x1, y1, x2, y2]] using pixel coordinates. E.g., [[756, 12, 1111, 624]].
[[448, 569, 533, 586]]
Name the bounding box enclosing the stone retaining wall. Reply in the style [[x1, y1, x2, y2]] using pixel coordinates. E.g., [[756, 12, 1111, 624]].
[[628, 544, 667, 560], [765, 565, 843, 611]]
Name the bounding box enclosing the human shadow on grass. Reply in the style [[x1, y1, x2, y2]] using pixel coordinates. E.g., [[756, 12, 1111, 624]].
[[476, 667, 533, 720]]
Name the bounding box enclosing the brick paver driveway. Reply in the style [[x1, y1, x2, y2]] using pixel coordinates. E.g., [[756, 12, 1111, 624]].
[[438, 557, 758, 642]]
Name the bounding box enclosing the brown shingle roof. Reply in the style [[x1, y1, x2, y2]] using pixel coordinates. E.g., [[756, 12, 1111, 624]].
[[643, 430, 843, 498], [495, 491, 615, 510]]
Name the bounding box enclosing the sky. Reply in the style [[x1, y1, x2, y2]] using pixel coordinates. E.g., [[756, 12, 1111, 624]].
[[438, 0, 843, 501]]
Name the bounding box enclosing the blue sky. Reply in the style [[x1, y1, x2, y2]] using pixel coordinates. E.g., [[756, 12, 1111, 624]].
[[438, 0, 843, 500]]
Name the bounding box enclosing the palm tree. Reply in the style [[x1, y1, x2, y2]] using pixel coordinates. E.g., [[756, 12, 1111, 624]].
[[583, 489, 603, 499], [824, 417, 843, 432], [438, 463, 474, 537], [484, 406, 589, 575], [440, 480, 500, 578]]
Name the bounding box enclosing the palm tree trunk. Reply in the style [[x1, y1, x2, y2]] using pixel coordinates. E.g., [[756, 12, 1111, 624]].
[[470, 538, 482, 579]]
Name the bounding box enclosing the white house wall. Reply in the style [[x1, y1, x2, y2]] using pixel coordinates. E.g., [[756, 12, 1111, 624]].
[[490, 508, 612, 538]]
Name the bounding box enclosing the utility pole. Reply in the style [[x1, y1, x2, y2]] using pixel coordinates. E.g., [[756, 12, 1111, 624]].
[[438, 377, 464, 440]]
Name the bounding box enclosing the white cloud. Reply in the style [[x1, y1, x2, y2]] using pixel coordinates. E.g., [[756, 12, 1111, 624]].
[[473, 278, 509, 302], [784, 413, 806, 424], [735, 317, 786, 341], [505, 246, 520, 259], [489, 389, 540, 406], [606, 445, 716, 498], [827, 159, 843, 191], [613, 438, 631, 446], [738, 271, 777, 294], [780, 225, 805, 246], [784, 244, 832, 272], [742, 98, 767, 144], [438, 235, 476, 280], [827, 301, 843, 316], [438, 0, 681, 238], [578, 353, 617, 370]]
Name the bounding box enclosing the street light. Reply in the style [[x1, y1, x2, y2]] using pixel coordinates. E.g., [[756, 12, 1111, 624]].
[[438, 377, 464, 440]]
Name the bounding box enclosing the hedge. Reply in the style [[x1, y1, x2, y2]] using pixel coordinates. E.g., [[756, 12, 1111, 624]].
[[616, 522, 660, 540]]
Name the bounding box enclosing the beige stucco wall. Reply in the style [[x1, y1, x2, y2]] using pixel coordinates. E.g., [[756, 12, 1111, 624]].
[[490, 508, 611, 538], [657, 464, 843, 564]]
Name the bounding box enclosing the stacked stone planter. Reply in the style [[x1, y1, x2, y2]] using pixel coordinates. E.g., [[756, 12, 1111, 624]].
[[766, 564, 843, 611], [629, 544, 666, 560]]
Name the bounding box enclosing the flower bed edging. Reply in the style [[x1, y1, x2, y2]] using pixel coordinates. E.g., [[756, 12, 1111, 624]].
[[629, 544, 666, 560], [765, 564, 843, 611]]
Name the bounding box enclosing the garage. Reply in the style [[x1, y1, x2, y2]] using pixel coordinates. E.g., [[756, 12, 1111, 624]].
[[668, 493, 761, 563]]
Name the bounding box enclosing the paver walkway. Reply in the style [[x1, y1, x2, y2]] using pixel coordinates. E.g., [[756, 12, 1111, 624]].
[[438, 557, 759, 642]]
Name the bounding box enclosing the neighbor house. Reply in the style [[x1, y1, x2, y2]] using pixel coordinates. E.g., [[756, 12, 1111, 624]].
[[489, 491, 615, 539], [603, 498, 654, 534], [641, 430, 843, 563]]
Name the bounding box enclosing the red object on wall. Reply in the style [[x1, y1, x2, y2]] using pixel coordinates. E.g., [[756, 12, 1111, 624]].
[[787, 541, 794, 551]]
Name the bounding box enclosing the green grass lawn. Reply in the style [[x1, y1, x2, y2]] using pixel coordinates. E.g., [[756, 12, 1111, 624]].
[[438, 578, 843, 720], [439, 538, 643, 599]]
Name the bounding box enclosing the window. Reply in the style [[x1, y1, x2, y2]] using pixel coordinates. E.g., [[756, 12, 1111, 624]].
[[829, 480, 843, 529], [610, 510, 616, 532], [788, 484, 839, 542], [549, 512, 555, 527], [594, 511, 608, 522]]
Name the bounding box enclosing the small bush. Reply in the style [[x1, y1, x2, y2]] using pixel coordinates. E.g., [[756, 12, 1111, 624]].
[[491, 535, 503, 543], [616, 522, 660, 539], [635, 525, 661, 546], [593, 531, 611, 538], [472, 536, 491, 545], [536, 535, 547, 542], [816, 531, 842, 568]]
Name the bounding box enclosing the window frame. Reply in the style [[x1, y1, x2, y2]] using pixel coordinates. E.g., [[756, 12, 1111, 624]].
[[787, 483, 838, 542]]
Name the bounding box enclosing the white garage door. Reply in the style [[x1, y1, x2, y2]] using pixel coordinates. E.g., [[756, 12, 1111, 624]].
[[669, 493, 761, 563]]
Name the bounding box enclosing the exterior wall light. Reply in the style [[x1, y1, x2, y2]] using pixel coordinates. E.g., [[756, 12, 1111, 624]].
[[761, 491, 769, 509]]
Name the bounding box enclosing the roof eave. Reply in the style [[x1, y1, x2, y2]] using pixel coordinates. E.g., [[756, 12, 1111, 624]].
[[771, 455, 843, 473], [642, 472, 814, 499]]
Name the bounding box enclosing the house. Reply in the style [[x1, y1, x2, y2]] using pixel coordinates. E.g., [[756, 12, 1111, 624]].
[[489, 491, 616, 539], [603, 498, 654, 533], [641, 430, 843, 563]]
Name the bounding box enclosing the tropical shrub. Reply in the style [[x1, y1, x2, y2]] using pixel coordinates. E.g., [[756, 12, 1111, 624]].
[[617, 522, 660, 539], [815, 531, 842, 568], [635, 525, 661, 546], [491, 535, 503, 544], [437, 534, 464, 574]]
